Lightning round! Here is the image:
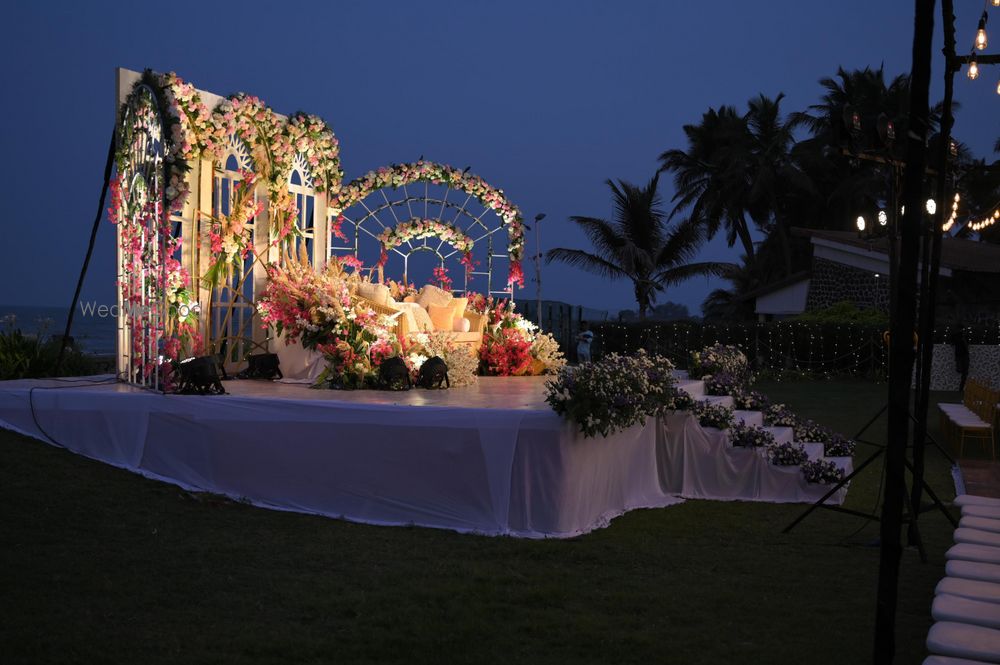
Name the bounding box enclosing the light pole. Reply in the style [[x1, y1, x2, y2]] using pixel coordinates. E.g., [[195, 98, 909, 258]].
[[533, 213, 546, 330]]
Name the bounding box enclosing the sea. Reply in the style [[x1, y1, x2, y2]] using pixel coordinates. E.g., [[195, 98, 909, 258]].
[[1, 304, 117, 356]]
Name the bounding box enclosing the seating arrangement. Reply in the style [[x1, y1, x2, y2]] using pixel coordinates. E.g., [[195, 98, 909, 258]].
[[937, 380, 999, 460], [925, 495, 1000, 663]]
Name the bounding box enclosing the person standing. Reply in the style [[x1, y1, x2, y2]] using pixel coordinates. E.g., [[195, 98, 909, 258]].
[[576, 321, 594, 363], [953, 326, 970, 393]]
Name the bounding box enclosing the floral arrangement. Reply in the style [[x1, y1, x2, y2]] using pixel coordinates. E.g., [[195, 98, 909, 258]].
[[480, 327, 533, 376], [411, 332, 479, 387], [801, 459, 845, 484], [793, 420, 832, 444], [377, 219, 475, 265], [691, 401, 735, 430], [285, 112, 342, 194], [529, 331, 567, 375], [202, 170, 265, 285], [386, 278, 418, 301], [330, 161, 525, 286], [257, 251, 359, 349], [544, 351, 677, 437], [704, 371, 741, 397], [689, 344, 751, 386], [432, 266, 453, 291], [464, 291, 492, 315], [765, 441, 809, 466], [662, 386, 696, 412], [314, 305, 398, 389], [763, 403, 799, 428], [732, 389, 770, 411], [729, 422, 776, 449], [210, 94, 298, 245], [824, 435, 856, 457]]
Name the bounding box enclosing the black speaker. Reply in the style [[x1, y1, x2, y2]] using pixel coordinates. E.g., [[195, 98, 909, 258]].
[[176, 356, 226, 395], [417, 356, 449, 389], [237, 353, 283, 380], [378, 356, 411, 391]]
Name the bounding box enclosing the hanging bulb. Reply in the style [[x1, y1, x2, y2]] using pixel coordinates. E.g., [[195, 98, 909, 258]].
[[996, 79, 1000, 95], [993, 0, 999, 7], [969, 57, 980, 80], [976, 14, 989, 50]]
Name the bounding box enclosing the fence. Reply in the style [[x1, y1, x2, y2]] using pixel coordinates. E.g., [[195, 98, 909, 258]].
[[518, 300, 608, 356]]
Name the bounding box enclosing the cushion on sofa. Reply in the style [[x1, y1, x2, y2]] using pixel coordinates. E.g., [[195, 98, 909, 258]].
[[428, 303, 455, 331], [357, 281, 391, 306], [417, 284, 453, 310], [453, 316, 471, 333], [395, 302, 433, 332], [450, 297, 468, 321]]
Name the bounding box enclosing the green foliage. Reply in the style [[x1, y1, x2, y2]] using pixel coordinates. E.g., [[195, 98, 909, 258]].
[[793, 301, 888, 326], [0, 328, 97, 380]]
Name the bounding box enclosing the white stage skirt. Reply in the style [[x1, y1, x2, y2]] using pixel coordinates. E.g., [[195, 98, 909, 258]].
[[0, 377, 684, 538]]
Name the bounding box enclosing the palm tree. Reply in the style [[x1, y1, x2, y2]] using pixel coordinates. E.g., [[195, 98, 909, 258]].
[[659, 106, 757, 259], [546, 173, 731, 319]]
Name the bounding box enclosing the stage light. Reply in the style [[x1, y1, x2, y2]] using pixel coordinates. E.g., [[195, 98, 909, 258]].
[[878, 210, 888, 226], [968, 57, 980, 80], [856, 216, 866, 232], [926, 198, 937, 215]]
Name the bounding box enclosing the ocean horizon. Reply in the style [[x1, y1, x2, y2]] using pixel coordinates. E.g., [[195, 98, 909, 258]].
[[1, 303, 117, 356]]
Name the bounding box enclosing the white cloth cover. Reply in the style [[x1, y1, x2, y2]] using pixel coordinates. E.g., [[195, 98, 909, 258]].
[[934, 594, 1000, 631], [957, 495, 1000, 508], [956, 528, 1000, 549], [656, 412, 849, 504], [272, 335, 326, 382], [937, 577, 1000, 605], [923, 657, 997, 665], [947, 560, 1000, 585], [927, 622, 1000, 662], [966, 505, 1000, 520], [963, 516, 1000, 534], [948, 544, 1000, 565], [0, 378, 684, 538]]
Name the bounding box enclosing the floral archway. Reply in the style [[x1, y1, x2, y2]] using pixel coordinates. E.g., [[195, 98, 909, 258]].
[[330, 161, 525, 293]]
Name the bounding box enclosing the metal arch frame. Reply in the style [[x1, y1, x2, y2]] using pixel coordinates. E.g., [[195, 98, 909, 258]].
[[330, 180, 513, 298], [287, 153, 317, 264], [115, 83, 169, 391]]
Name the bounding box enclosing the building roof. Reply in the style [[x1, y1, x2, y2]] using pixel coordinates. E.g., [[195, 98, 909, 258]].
[[792, 228, 1000, 274]]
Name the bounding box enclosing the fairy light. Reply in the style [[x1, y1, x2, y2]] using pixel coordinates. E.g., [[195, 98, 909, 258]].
[[969, 55, 981, 79], [943, 192, 961, 232], [976, 12, 989, 50]]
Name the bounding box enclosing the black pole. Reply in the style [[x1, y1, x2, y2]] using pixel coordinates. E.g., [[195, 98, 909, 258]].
[[55, 127, 117, 375], [911, 0, 958, 542], [874, 1, 935, 662]]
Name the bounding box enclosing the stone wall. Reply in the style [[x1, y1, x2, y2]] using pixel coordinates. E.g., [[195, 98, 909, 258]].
[[805, 257, 890, 312], [923, 344, 1000, 391]]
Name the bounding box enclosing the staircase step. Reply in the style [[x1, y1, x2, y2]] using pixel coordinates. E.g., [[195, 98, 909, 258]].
[[734, 410, 763, 427], [702, 395, 734, 409], [765, 426, 794, 445], [802, 442, 825, 461], [676, 379, 704, 399], [672, 369, 689, 380]]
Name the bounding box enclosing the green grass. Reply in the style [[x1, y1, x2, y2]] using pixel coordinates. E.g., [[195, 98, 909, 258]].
[[0, 379, 960, 664]]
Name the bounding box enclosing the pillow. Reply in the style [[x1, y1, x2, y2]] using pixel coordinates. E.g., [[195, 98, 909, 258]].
[[427, 303, 455, 331], [450, 297, 468, 321], [417, 284, 453, 310], [396, 302, 433, 332], [357, 281, 390, 306], [403, 295, 417, 304], [453, 316, 471, 333]]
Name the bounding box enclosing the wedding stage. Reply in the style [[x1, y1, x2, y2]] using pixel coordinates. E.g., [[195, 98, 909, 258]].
[[0, 374, 851, 538]]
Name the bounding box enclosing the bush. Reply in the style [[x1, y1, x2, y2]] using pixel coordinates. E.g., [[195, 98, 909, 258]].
[[0, 328, 98, 380]]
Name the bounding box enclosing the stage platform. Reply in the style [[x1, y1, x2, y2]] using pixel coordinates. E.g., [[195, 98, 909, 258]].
[[0, 375, 848, 538]]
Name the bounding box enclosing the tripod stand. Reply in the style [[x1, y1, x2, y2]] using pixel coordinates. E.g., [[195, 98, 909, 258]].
[[782, 400, 958, 563]]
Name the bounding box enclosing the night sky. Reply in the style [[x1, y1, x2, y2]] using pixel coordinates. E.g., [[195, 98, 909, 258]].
[[1, 0, 997, 316]]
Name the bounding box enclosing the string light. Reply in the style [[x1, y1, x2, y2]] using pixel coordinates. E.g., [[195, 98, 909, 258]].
[[968, 55, 980, 80], [976, 12, 989, 50], [942, 192, 960, 232]]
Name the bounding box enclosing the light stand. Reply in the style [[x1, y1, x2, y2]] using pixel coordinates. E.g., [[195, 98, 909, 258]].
[[533, 213, 546, 330]]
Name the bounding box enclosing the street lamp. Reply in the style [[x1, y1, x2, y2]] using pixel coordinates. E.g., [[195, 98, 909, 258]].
[[534, 213, 546, 330]]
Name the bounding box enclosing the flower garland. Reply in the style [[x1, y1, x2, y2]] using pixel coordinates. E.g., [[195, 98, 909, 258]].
[[202, 170, 265, 286], [285, 112, 342, 195], [691, 401, 736, 430], [331, 161, 525, 287], [210, 94, 298, 245], [377, 219, 475, 270]]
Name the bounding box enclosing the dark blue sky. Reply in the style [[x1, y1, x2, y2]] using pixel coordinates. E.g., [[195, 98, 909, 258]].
[[1, 0, 997, 316]]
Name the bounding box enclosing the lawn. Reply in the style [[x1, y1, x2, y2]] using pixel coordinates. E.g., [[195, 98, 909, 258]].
[[0, 379, 961, 664]]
